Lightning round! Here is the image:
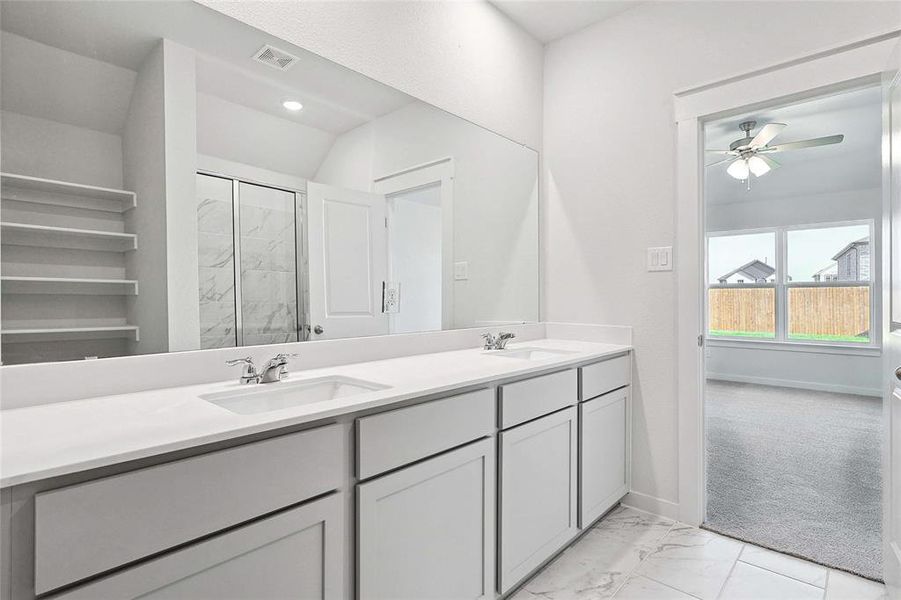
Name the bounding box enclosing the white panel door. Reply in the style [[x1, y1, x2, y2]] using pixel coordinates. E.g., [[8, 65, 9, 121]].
[[884, 37, 901, 598], [499, 407, 578, 594], [49, 494, 345, 600], [307, 182, 388, 339], [579, 388, 629, 528], [357, 437, 495, 599]]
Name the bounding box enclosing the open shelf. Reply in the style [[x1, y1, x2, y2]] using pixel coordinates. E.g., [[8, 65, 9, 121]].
[[0, 325, 140, 343], [1, 276, 139, 296], [0, 222, 137, 252], [1, 173, 136, 213]]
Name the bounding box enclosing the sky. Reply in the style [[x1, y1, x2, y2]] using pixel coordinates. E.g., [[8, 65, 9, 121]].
[[708, 224, 869, 284]]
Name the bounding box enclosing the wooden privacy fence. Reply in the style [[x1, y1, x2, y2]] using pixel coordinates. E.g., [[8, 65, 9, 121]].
[[708, 288, 775, 334], [708, 286, 870, 336]]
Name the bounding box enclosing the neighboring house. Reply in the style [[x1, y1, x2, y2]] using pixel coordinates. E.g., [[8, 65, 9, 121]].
[[810, 238, 870, 282], [812, 263, 839, 282], [717, 259, 776, 284], [832, 237, 869, 281]]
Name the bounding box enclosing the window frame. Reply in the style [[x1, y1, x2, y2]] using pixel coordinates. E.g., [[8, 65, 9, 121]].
[[706, 219, 878, 351]]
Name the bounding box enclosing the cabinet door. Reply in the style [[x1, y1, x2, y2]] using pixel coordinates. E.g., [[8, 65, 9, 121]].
[[579, 388, 629, 528], [499, 407, 578, 594], [49, 494, 344, 600], [357, 437, 495, 599]]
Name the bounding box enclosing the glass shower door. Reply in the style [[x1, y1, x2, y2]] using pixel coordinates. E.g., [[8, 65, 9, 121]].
[[196, 174, 238, 349], [237, 182, 299, 345]]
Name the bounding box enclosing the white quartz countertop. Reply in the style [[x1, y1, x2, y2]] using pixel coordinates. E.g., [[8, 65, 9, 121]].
[[0, 339, 630, 488]]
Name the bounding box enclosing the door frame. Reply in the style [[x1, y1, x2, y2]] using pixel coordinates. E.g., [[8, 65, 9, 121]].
[[674, 32, 900, 544], [374, 158, 455, 330]]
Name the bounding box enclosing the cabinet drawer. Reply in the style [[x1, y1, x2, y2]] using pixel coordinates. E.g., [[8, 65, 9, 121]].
[[48, 493, 345, 600], [35, 424, 344, 595], [356, 388, 494, 479], [499, 369, 577, 429], [580, 354, 630, 401]]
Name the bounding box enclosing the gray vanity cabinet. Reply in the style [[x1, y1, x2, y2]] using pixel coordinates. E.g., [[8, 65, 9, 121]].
[[47, 493, 345, 600], [579, 388, 629, 527], [498, 406, 578, 594], [357, 437, 496, 599], [578, 354, 631, 528]]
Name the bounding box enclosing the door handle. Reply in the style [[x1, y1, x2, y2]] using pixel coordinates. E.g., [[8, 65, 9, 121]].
[[895, 366, 901, 381], [313, 325, 324, 335]]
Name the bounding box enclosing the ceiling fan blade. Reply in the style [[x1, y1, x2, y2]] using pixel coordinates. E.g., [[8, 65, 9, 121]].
[[706, 149, 737, 155], [758, 154, 780, 170], [749, 123, 786, 148], [762, 134, 844, 153], [705, 156, 735, 168]]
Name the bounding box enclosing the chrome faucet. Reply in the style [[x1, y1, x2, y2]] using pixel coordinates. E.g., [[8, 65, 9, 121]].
[[226, 353, 299, 384], [258, 353, 298, 383], [482, 331, 516, 350]]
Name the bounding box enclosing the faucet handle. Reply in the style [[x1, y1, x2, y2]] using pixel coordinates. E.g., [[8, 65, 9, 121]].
[[482, 331, 498, 350], [273, 352, 299, 361], [498, 332, 516, 340], [226, 357, 258, 384], [226, 357, 254, 366]]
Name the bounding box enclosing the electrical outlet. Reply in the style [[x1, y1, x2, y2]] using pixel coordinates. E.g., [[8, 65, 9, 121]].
[[454, 261, 469, 280], [647, 246, 673, 272]]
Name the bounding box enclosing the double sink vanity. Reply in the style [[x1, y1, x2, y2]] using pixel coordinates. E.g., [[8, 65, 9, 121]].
[[0, 329, 632, 600]]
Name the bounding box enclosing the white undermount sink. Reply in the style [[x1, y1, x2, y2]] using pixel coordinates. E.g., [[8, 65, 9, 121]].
[[485, 347, 579, 361], [201, 376, 389, 415]]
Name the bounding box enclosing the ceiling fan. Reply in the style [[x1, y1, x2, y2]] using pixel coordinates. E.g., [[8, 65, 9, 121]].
[[706, 120, 844, 186]]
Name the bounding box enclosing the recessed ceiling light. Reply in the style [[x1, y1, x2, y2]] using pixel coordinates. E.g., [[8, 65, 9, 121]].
[[282, 100, 303, 111]]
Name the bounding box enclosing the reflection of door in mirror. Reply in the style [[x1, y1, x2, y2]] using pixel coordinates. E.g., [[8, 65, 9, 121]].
[[387, 184, 442, 334], [307, 182, 388, 340], [196, 174, 301, 349]]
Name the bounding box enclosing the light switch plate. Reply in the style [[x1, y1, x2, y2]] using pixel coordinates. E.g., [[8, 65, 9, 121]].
[[647, 246, 673, 271], [454, 261, 469, 280]]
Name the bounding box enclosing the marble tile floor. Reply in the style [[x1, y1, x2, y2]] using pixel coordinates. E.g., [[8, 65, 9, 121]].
[[511, 506, 886, 600]]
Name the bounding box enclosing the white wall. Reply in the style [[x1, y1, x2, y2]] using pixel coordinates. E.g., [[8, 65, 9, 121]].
[[542, 1, 901, 511], [315, 101, 540, 329], [195, 0, 544, 150], [0, 111, 123, 189], [707, 189, 881, 233], [196, 93, 335, 179], [124, 41, 169, 355], [124, 39, 200, 355], [163, 40, 201, 352]]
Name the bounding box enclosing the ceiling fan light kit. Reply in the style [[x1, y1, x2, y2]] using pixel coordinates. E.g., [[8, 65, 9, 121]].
[[726, 159, 750, 180], [706, 119, 844, 190]]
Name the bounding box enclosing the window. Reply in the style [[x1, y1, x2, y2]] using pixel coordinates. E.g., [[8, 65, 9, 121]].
[[707, 221, 875, 346], [786, 224, 871, 343], [707, 232, 776, 339]]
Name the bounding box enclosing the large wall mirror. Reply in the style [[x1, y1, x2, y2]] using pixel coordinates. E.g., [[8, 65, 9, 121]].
[[0, 1, 539, 365]]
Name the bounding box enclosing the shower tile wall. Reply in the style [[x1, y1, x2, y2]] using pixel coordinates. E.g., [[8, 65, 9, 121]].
[[238, 182, 298, 346], [197, 175, 237, 349]]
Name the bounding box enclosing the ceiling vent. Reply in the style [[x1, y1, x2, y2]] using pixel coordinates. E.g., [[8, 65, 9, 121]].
[[252, 44, 299, 71]]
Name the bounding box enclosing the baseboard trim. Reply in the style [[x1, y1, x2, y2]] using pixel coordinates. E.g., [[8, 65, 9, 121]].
[[706, 373, 881, 398], [621, 491, 680, 521]]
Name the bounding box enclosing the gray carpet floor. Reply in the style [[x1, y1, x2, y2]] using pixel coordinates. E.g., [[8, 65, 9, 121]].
[[704, 380, 882, 580]]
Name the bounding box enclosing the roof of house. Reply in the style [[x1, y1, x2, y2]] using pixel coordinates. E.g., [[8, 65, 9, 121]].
[[812, 263, 838, 278], [717, 259, 775, 282], [831, 237, 869, 261]]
